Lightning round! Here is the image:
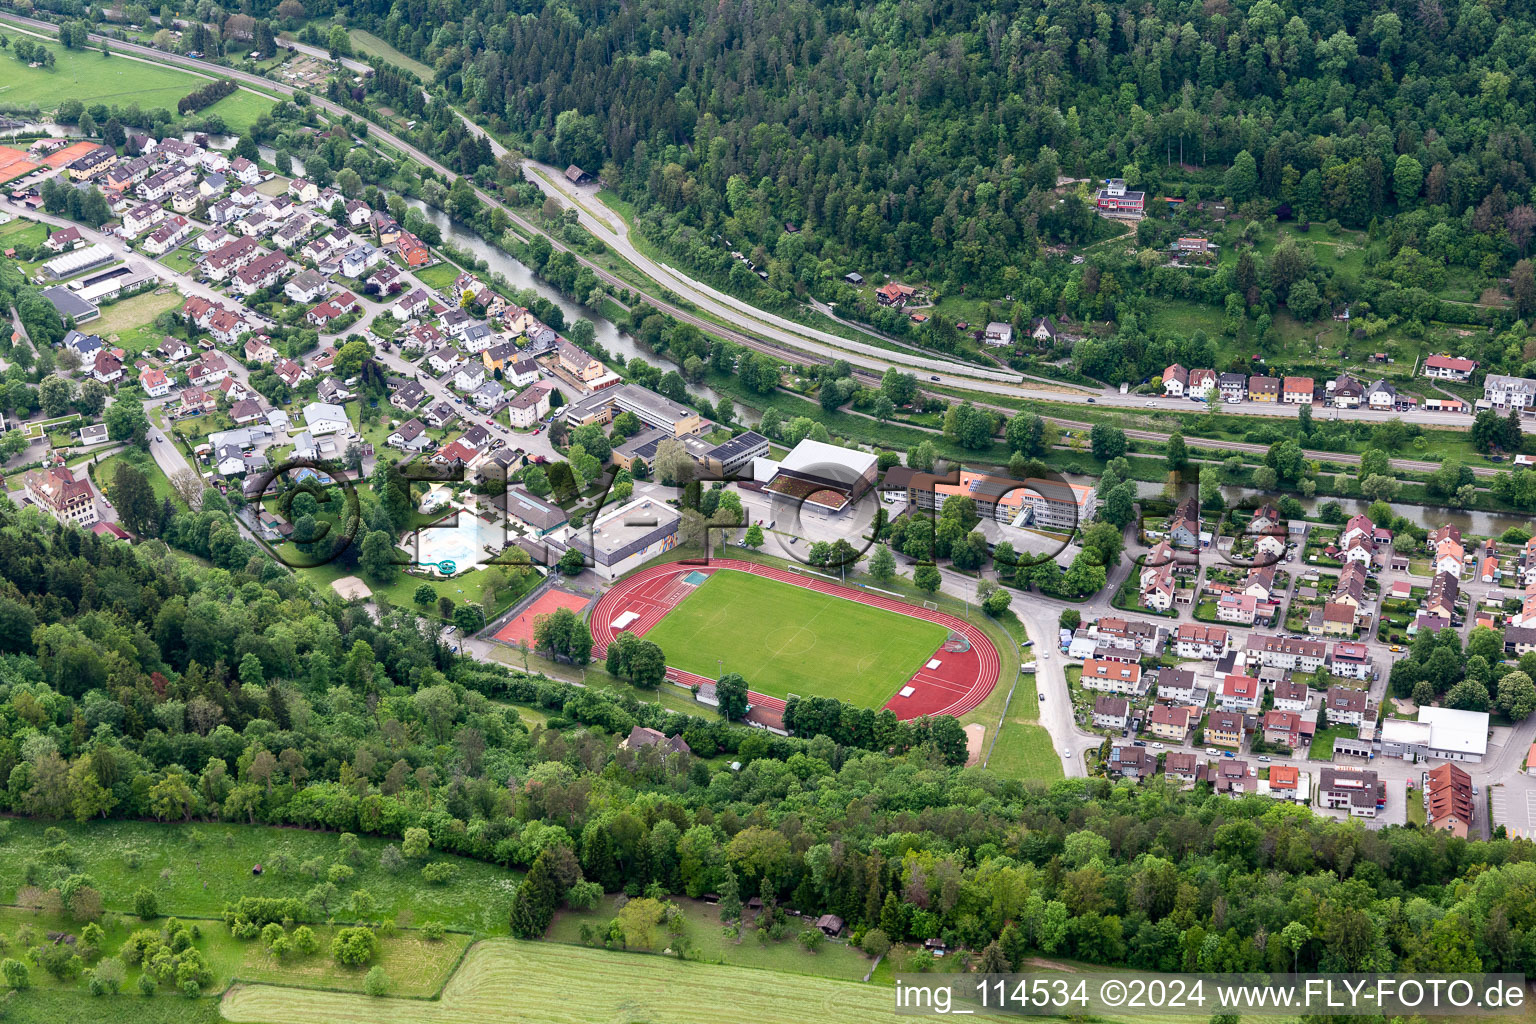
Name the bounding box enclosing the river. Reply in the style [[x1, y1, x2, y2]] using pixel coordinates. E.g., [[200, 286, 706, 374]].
[[403, 199, 730, 411]]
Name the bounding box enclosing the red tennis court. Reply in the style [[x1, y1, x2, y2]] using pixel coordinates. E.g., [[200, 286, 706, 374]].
[[492, 589, 592, 647]]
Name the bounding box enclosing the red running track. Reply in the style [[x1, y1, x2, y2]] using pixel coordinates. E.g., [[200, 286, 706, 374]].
[[589, 560, 999, 721]]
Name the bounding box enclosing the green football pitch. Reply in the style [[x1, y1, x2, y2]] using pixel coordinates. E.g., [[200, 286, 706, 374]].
[[641, 569, 949, 706]]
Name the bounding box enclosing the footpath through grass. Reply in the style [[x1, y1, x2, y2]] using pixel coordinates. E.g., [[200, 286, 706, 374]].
[[220, 937, 1019, 1024], [640, 567, 948, 706]]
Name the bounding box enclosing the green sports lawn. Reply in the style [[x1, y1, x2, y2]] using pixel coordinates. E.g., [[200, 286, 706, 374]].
[[641, 569, 948, 706]]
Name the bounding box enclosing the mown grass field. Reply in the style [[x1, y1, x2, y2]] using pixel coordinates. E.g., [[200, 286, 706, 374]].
[[0, 44, 201, 111], [220, 938, 1019, 1024], [198, 89, 279, 134], [641, 568, 948, 706], [93, 289, 182, 340], [346, 29, 436, 80], [986, 715, 1063, 781]]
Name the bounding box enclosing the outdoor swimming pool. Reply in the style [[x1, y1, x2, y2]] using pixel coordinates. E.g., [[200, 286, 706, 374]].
[[403, 511, 506, 575]]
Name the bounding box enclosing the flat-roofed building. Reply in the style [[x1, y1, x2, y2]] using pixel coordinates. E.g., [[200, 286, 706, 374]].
[[568, 496, 682, 580], [895, 469, 1097, 531]]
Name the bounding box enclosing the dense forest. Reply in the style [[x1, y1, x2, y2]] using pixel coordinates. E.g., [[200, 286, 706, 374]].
[[323, 0, 1536, 295], [4, 498, 1536, 971]]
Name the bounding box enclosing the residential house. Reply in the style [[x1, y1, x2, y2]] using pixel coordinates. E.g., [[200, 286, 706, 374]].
[[1217, 594, 1260, 625], [387, 418, 429, 451], [229, 399, 264, 425], [1318, 766, 1383, 817], [1426, 763, 1474, 836], [395, 230, 430, 267], [1424, 354, 1476, 381], [229, 156, 261, 185], [1107, 745, 1154, 779], [1217, 372, 1246, 402], [122, 201, 166, 238], [1268, 764, 1303, 802], [1164, 751, 1206, 785], [288, 178, 319, 203], [392, 288, 431, 320], [232, 251, 296, 296], [875, 282, 917, 307], [1029, 317, 1059, 343], [1366, 378, 1399, 409], [505, 356, 540, 388], [1218, 674, 1262, 712], [139, 367, 171, 397], [1162, 363, 1189, 397], [423, 401, 456, 429], [342, 243, 384, 279], [24, 465, 98, 526], [506, 384, 551, 428], [1484, 374, 1536, 410], [1435, 537, 1466, 577], [143, 215, 192, 254], [1425, 571, 1459, 619], [243, 337, 278, 364], [178, 387, 215, 417], [470, 381, 505, 412], [982, 322, 1013, 347], [1174, 622, 1229, 660], [63, 330, 104, 361], [158, 336, 195, 362], [1282, 376, 1314, 404], [1095, 178, 1145, 214], [83, 352, 125, 394], [557, 339, 608, 384], [1157, 667, 1202, 703], [1166, 496, 1200, 548], [273, 358, 310, 388], [1080, 658, 1144, 695], [285, 269, 331, 304], [402, 323, 442, 353], [1089, 617, 1162, 654], [1093, 696, 1130, 731], [1247, 635, 1327, 673], [1328, 642, 1373, 680], [1263, 710, 1303, 748], [1213, 759, 1256, 796], [187, 352, 230, 387], [1187, 368, 1217, 398], [1325, 687, 1368, 726], [43, 226, 84, 252], [427, 346, 466, 375], [460, 323, 494, 354], [302, 402, 349, 435], [1149, 704, 1200, 743], [1273, 678, 1309, 712], [1329, 374, 1365, 408], [1206, 710, 1245, 748], [391, 380, 427, 411], [1248, 375, 1280, 402]]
